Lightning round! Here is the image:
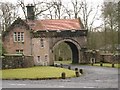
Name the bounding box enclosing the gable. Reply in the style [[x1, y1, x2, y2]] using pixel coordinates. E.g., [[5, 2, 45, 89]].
[[2, 17, 30, 38]]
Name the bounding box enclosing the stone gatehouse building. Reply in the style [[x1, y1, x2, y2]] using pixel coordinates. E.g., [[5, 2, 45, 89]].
[[2, 5, 88, 66]]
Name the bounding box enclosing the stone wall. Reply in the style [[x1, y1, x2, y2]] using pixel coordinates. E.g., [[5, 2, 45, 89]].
[[2, 54, 34, 69], [85, 51, 120, 64], [100, 54, 120, 64]]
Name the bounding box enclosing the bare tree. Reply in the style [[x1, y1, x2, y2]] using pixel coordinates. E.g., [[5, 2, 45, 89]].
[[0, 2, 18, 31], [17, 0, 54, 20], [71, 0, 83, 18], [50, 0, 64, 19]]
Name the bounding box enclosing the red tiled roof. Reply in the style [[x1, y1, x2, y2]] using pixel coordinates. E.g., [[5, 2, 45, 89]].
[[27, 18, 84, 31]]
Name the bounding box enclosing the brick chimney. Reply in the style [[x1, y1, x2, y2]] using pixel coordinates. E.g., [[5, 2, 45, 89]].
[[26, 4, 35, 20]]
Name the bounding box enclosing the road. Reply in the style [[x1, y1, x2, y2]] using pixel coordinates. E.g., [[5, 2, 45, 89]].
[[2, 65, 119, 88]]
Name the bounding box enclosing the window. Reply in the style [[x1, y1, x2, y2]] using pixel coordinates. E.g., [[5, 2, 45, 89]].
[[13, 32, 24, 42], [16, 50, 23, 54], [40, 38, 44, 48], [45, 55, 48, 61], [38, 56, 40, 62], [18, 32, 20, 41], [21, 32, 24, 42], [14, 32, 17, 41]]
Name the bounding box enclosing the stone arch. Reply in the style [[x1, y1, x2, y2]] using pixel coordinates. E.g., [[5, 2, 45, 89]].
[[52, 38, 81, 64]]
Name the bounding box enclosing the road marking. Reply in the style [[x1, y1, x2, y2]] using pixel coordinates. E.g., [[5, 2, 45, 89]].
[[59, 86, 64, 87], [95, 80, 101, 82], [10, 84, 26, 86], [83, 86, 95, 88]]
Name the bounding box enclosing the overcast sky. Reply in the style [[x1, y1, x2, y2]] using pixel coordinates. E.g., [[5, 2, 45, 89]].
[[0, 0, 113, 28]]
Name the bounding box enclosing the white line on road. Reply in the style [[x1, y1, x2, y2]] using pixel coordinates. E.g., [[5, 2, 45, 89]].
[[83, 86, 95, 88], [10, 84, 26, 86], [58, 86, 64, 87], [95, 80, 101, 82]]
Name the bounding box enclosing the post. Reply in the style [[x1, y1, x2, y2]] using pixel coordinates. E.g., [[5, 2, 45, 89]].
[[61, 72, 66, 79], [79, 69, 83, 74], [60, 64, 63, 68], [112, 63, 115, 68], [100, 63, 103, 66], [75, 68, 78, 71], [75, 71, 80, 77], [68, 66, 71, 70], [55, 64, 57, 67]]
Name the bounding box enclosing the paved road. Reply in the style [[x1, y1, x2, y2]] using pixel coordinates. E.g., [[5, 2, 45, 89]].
[[2, 65, 119, 88]]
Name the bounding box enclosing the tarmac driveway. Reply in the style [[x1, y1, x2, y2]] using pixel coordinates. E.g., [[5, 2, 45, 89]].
[[2, 65, 119, 88]]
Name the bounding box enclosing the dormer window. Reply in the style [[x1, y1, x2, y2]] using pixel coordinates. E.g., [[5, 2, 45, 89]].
[[14, 32, 24, 42]]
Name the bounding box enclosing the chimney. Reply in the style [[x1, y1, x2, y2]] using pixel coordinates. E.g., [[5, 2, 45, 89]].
[[26, 4, 35, 20]]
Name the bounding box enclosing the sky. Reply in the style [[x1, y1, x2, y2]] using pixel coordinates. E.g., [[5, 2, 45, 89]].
[[0, 0, 116, 29]]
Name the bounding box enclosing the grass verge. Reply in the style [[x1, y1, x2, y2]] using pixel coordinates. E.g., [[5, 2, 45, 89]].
[[54, 61, 72, 64], [92, 63, 120, 68], [1, 66, 75, 79]]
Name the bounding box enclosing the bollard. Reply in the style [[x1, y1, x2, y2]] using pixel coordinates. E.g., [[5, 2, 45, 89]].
[[55, 64, 57, 67], [60, 64, 63, 68], [68, 66, 71, 70], [112, 64, 115, 68], [75, 68, 78, 71], [79, 69, 83, 74], [75, 71, 79, 77], [91, 63, 93, 66], [61, 72, 66, 79], [100, 63, 103, 66]]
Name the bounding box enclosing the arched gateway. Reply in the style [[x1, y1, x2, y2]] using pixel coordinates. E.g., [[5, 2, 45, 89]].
[[2, 5, 88, 66], [52, 39, 81, 64]]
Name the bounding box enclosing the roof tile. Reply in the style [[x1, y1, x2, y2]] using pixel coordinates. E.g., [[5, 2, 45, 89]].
[[27, 18, 84, 31]]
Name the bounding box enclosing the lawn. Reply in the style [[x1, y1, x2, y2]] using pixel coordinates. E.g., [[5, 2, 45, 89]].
[[92, 63, 120, 68], [54, 61, 120, 68], [55, 60, 72, 64], [2, 66, 76, 79]]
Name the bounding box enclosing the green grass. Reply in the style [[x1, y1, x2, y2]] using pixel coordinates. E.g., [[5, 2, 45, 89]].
[[92, 63, 120, 68], [55, 61, 72, 64], [2, 66, 75, 79]]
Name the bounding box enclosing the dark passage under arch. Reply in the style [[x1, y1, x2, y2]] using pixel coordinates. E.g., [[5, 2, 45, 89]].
[[65, 41, 79, 64]]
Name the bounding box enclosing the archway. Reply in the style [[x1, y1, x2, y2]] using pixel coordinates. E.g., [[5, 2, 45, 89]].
[[52, 39, 81, 64]]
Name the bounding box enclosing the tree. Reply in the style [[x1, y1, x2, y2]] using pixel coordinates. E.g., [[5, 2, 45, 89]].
[[101, 1, 118, 53], [17, 0, 54, 20], [71, 0, 83, 19], [118, 1, 120, 48], [0, 2, 18, 31]]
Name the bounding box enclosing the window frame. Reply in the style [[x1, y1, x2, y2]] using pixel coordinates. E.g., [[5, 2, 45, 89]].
[[13, 32, 17, 42], [16, 49, 23, 54], [13, 32, 24, 42]]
